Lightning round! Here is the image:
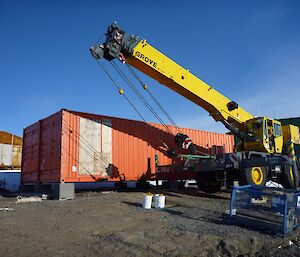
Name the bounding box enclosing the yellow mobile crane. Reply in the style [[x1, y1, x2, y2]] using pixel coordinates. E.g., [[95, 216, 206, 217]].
[[91, 23, 300, 192]]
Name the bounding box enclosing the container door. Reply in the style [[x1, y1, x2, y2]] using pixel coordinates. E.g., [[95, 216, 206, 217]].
[[78, 117, 112, 177]]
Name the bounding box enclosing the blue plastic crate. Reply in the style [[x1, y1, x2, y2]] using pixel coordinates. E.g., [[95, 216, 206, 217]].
[[228, 185, 300, 237]]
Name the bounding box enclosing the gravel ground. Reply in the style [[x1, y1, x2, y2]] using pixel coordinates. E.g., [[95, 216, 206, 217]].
[[0, 188, 300, 257]]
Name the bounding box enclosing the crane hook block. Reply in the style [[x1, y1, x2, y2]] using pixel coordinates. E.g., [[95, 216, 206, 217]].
[[90, 45, 104, 59], [118, 88, 124, 94]]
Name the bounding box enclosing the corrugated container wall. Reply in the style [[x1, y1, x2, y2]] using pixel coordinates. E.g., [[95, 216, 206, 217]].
[[21, 110, 234, 184], [0, 131, 22, 169]]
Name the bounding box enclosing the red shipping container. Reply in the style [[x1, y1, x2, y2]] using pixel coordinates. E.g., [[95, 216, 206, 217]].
[[21, 109, 234, 184]]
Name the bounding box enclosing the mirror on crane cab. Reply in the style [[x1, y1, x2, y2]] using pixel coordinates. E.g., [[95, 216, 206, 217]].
[[244, 117, 283, 154]]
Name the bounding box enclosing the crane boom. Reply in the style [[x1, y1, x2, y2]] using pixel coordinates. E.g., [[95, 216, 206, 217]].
[[90, 23, 285, 154], [126, 40, 254, 131]]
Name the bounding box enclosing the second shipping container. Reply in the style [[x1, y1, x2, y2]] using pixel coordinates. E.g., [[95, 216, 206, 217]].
[[0, 131, 22, 169]]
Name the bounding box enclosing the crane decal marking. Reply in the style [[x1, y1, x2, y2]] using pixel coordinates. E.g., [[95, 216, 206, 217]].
[[135, 51, 157, 68]]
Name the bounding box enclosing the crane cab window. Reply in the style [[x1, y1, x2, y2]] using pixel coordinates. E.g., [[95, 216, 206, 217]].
[[274, 123, 281, 137], [245, 119, 263, 142]]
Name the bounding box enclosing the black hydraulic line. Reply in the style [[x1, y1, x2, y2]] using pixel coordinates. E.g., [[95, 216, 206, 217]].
[[95, 60, 169, 149], [221, 120, 244, 141], [110, 61, 174, 135], [126, 64, 181, 132]]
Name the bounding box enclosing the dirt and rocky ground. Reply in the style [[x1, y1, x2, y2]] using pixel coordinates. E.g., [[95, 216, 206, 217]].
[[0, 187, 300, 257]]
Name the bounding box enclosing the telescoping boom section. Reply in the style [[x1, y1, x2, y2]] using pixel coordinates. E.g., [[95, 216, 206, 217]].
[[90, 23, 285, 154], [128, 41, 255, 132]]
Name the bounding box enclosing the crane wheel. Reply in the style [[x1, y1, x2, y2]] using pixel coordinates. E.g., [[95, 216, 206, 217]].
[[243, 166, 267, 187], [196, 172, 222, 193], [279, 165, 295, 189]]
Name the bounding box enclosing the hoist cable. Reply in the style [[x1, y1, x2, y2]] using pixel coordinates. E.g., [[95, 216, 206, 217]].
[[95, 60, 169, 149], [110, 61, 174, 135], [126, 64, 181, 132], [111, 61, 167, 129]]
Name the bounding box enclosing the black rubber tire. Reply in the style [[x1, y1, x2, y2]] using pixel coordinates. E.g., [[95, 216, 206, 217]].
[[197, 172, 222, 193], [279, 165, 296, 189], [242, 166, 267, 187]]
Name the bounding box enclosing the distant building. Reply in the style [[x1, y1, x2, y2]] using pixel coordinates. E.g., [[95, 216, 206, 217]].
[[279, 117, 300, 128]]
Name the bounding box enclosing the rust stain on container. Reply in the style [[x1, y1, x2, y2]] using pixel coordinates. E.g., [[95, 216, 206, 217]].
[[21, 109, 234, 184], [0, 131, 22, 145]]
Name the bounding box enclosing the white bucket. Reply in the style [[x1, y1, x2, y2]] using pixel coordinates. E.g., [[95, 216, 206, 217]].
[[154, 194, 165, 209], [143, 193, 153, 209]]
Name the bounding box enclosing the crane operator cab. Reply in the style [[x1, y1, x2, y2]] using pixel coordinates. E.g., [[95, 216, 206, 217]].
[[244, 117, 283, 154]]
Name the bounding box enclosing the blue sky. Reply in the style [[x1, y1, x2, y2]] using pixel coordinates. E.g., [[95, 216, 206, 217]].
[[1, 0, 300, 136]]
